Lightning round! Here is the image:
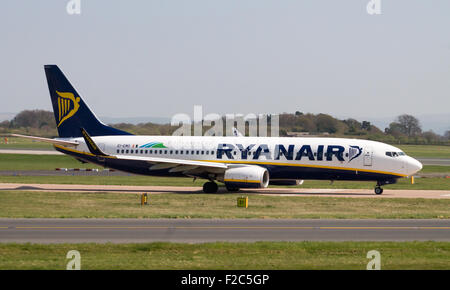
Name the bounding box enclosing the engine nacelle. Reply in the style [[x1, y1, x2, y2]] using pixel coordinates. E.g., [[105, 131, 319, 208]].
[[269, 179, 304, 186], [223, 166, 269, 188]]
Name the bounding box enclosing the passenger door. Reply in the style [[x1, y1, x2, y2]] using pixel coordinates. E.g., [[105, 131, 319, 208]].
[[363, 147, 372, 166]]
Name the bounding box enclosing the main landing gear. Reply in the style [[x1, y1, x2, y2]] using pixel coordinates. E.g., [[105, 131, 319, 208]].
[[203, 181, 218, 193]]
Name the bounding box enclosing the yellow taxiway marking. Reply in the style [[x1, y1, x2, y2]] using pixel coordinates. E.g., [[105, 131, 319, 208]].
[[4, 226, 450, 230]]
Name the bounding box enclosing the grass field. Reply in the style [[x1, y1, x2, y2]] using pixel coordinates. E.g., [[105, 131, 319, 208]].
[[420, 165, 450, 173], [1, 191, 449, 219], [0, 154, 99, 170], [0, 138, 53, 150], [0, 241, 448, 270], [397, 145, 450, 158]]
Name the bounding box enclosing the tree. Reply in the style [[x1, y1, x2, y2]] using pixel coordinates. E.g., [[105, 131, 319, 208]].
[[444, 130, 450, 141], [343, 119, 360, 133], [11, 110, 55, 129], [361, 121, 372, 131], [315, 114, 338, 134], [385, 122, 404, 137], [422, 130, 440, 144], [395, 114, 422, 137]]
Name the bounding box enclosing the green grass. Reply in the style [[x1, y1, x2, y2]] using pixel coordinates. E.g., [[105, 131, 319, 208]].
[[0, 137, 53, 150], [0, 154, 100, 170], [0, 175, 448, 190], [398, 145, 450, 158], [0, 191, 449, 219], [0, 241, 448, 269], [419, 165, 450, 174]]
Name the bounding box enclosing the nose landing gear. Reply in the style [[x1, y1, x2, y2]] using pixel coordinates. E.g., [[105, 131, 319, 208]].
[[374, 179, 397, 195], [374, 186, 383, 195]]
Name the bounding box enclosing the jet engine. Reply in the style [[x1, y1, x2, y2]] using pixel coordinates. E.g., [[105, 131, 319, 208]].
[[221, 166, 269, 188]]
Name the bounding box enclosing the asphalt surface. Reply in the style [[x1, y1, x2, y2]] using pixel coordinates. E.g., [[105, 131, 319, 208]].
[[0, 218, 449, 243], [417, 158, 450, 166], [1, 183, 449, 198]]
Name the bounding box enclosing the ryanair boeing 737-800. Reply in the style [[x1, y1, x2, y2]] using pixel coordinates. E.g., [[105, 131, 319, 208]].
[[13, 65, 423, 194]]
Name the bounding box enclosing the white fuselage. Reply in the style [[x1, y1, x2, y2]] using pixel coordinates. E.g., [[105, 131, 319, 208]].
[[61, 135, 422, 179]]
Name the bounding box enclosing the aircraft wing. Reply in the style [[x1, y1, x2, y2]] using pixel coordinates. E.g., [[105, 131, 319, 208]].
[[9, 133, 79, 147], [116, 155, 228, 173], [79, 128, 228, 175]]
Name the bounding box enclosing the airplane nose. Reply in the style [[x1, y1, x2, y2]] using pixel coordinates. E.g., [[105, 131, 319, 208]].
[[408, 157, 423, 175]]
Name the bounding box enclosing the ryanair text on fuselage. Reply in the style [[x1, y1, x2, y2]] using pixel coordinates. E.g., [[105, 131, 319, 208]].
[[216, 143, 362, 162]]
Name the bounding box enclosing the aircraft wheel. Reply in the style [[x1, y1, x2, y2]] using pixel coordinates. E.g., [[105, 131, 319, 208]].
[[374, 186, 383, 195], [203, 182, 218, 193]]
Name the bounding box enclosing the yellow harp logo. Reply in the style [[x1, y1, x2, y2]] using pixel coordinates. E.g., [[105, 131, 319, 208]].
[[56, 91, 80, 127]]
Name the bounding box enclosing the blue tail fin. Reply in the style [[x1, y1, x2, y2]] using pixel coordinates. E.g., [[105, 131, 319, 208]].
[[44, 65, 132, 138]]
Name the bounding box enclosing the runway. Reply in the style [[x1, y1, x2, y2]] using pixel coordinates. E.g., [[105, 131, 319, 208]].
[[1, 183, 449, 199], [0, 218, 449, 243]]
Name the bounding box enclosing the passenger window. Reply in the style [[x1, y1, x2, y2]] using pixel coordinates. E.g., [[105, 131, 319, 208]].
[[211, 151, 214, 155], [201, 151, 204, 155], [170, 150, 173, 154], [175, 150, 178, 154], [180, 150, 183, 154], [126, 150, 129, 154], [131, 150, 134, 153], [196, 151, 199, 155], [145, 150, 148, 154], [121, 150, 124, 154], [164, 150, 167, 154], [117, 149, 120, 153]]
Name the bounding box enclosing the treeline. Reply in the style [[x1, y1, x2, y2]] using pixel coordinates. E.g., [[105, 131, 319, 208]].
[[279, 112, 449, 145], [0, 109, 448, 145]]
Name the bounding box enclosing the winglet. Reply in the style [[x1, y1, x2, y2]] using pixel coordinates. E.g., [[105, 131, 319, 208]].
[[80, 128, 108, 156]]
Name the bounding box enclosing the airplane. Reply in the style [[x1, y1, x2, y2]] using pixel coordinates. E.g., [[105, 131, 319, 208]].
[[12, 65, 423, 194]]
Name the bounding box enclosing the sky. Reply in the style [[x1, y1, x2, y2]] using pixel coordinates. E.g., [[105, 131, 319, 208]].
[[1, 1, 449, 132]]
